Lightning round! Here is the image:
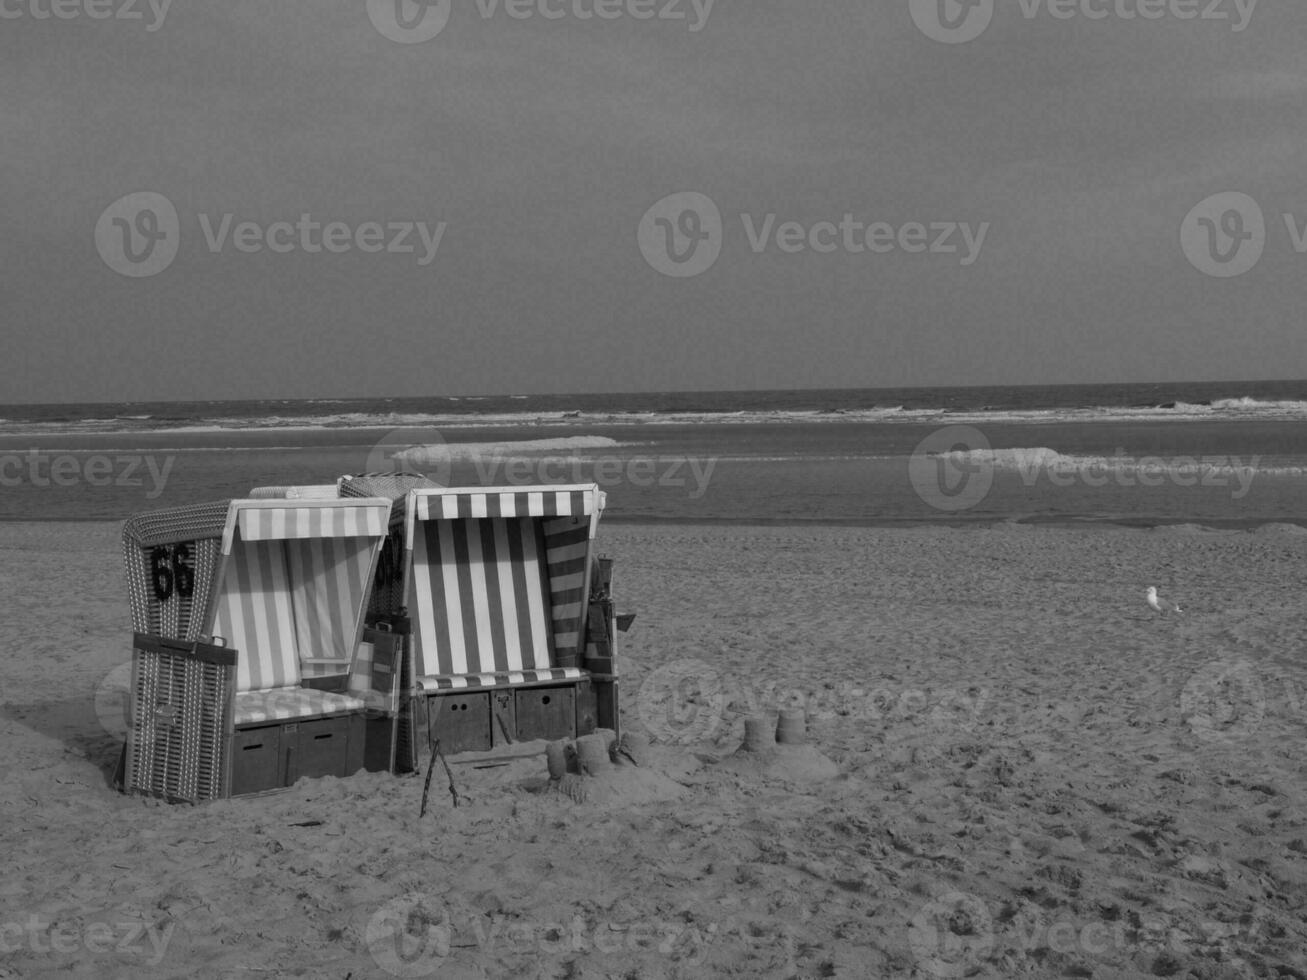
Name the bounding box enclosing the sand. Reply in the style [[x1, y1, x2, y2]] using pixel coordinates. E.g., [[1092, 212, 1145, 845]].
[[1, 520, 1306, 979]]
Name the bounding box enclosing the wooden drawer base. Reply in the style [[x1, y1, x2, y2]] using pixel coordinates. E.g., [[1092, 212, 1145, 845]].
[[231, 714, 365, 796]]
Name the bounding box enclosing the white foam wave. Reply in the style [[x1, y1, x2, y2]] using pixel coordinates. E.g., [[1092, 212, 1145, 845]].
[[1209, 397, 1307, 412], [394, 436, 626, 465], [7, 396, 1307, 439], [937, 447, 1271, 477]]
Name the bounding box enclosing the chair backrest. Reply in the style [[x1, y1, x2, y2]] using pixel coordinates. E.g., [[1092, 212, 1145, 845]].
[[409, 516, 552, 676], [403, 485, 604, 679], [121, 500, 231, 642], [212, 536, 300, 692], [209, 498, 390, 690], [286, 535, 377, 674]]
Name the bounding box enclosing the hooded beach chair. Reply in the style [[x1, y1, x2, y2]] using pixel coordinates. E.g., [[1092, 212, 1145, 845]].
[[343, 481, 622, 769], [120, 497, 404, 801]]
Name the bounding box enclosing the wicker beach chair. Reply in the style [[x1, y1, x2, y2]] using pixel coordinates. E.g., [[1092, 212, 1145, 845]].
[[353, 482, 623, 771], [248, 484, 343, 500], [121, 497, 403, 801]]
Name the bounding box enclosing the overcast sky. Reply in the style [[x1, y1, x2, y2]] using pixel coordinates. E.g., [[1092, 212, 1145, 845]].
[[3, 0, 1306, 402]]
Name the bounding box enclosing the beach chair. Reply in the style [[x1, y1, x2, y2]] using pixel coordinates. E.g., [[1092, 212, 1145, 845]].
[[248, 484, 343, 500], [347, 482, 622, 770], [120, 497, 403, 801]]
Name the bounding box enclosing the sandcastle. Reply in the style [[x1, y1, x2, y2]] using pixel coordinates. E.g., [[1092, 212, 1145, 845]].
[[542, 729, 682, 804], [722, 709, 841, 781]]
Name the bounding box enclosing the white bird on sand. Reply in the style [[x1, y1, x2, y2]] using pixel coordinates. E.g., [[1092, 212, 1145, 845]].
[[1146, 586, 1181, 615]]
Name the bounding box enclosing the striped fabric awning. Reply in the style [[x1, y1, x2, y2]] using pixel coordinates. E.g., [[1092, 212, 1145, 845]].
[[411, 487, 603, 523], [410, 517, 553, 678], [225, 500, 389, 551], [211, 498, 389, 693], [403, 485, 603, 684], [286, 536, 377, 673], [214, 534, 382, 692], [213, 538, 299, 692]]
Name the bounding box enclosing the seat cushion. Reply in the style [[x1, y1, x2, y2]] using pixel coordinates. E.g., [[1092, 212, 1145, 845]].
[[234, 687, 367, 726], [416, 666, 585, 691]]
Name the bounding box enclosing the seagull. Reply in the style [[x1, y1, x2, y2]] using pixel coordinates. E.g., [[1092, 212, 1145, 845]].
[[1146, 586, 1181, 616]]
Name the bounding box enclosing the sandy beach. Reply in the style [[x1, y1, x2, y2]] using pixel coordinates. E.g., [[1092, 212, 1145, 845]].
[[2, 519, 1306, 979]]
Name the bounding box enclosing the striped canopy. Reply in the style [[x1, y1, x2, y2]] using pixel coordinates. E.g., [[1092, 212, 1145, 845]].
[[410, 486, 603, 525], [213, 498, 391, 691], [223, 500, 389, 551], [402, 485, 603, 684]]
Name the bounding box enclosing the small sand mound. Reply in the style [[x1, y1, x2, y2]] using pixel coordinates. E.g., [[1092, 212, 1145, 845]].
[[1250, 522, 1307, 535], [550, 765, 686, 805], [1149, 522, 1216, 535], [538, 730, 692, 806], [716, 742, 842, 782]]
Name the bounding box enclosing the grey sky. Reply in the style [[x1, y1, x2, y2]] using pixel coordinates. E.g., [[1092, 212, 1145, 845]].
[[3, 0, 1305, 402]]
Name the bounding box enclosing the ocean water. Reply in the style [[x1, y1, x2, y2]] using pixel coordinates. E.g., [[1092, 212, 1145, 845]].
[[1, 382, 1306, 527]]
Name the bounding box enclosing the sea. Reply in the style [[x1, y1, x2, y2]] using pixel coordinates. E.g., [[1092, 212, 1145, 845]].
[[2, 381, 1306, 528]]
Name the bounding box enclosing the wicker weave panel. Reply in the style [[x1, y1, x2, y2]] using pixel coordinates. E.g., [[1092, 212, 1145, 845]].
[[123, 536, 222, 640], [341, 475, 438, 619], [126, 639, 234, 802], [122, 500, 229, 641], [122, 500, 230, 548], [339, 473, 441, 500]]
